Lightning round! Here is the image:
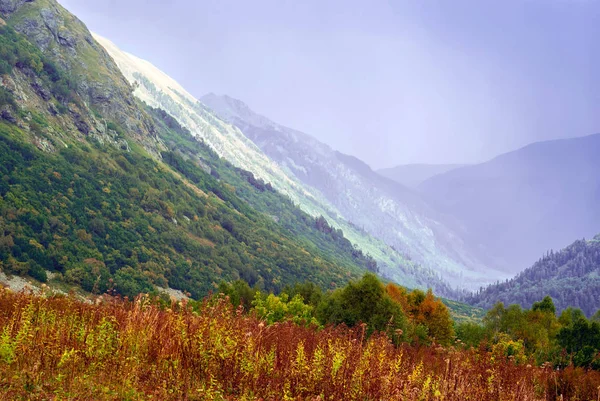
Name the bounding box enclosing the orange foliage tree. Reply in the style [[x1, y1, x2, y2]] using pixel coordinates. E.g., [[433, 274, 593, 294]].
[[386, 284, 454, 345]]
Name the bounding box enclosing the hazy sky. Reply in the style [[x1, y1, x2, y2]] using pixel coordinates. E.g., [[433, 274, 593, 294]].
[[59, 0, 599, 169]]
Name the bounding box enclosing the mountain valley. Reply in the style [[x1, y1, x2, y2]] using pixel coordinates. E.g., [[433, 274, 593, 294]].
[[420, 134, 600, 274], [0, 0, 600, 398]]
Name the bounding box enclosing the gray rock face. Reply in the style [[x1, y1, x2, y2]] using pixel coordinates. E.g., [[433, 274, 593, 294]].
[[1, 105, 16, 123], [1, 0, 163, 156], [15, 14, 53, 51], [71, 111, 90, 134], [0, 0, 33, 15], [39, 8, 57, 33], [47, 102, 57, 115], [32, 134, 55, 152], [31, 76, 51, 100], [1, 74, 16, 93]]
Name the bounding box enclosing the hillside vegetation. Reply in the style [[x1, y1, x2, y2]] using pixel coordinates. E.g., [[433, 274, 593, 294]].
[[98, 33, 472, 295], [201, 93, 498, 290], [0, 10, 379, 298], [0, 118, 374, 297], [147, 106, 379, 277], [1, 284, 600, 400], [466, 235, 600, 315]]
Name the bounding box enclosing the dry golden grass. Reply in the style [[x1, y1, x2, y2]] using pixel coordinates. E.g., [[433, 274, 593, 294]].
[[0, 288, 598, 400]]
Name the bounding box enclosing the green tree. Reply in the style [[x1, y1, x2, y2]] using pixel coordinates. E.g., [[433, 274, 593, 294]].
[[218, 279, 258, 311], [252, 292, 317, 326], [557, 315, 600, 368], [317, 273, 408, 342], [455, 322, 487, 348], [114, 267, 154, 298], [532, 296, 556, 314]]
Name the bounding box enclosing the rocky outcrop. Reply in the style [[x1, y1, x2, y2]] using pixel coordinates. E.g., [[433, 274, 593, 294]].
[[1, 105, 16, 123], [30, 75, 51, 100], [0, 0, 164, 156], [0, 0, 32, 15]]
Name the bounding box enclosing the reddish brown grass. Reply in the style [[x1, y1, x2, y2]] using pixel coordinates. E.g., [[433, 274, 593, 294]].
[[0, 288, 597, 400]]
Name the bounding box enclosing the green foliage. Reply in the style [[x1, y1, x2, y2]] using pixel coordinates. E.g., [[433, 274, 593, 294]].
[[491, 333, 527, 365], [218, 279, 258, 311], [105, 121, 125, 137], [281, 281, 324, 307], [557, 314, 600, 368], [468, 238, 600, 316], [455, 322, 486, 347], [478, 295, 600, 370], [0, 86, 15, 108], [317, 273, 408, 341], [223, 274, 458, 347], [113, 267, 154, 298], [532, 295, 556, 314], [252, 292, 318, 326], [148, 106, 378, 275], [27, 260, 47, 282], [0, 112, 365, 299]]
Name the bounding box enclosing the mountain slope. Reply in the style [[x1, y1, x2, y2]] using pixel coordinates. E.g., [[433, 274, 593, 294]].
[[146, 105, 379, 277], [377, 164, 465, 188], [95, 35, 457, 293], [420, 134, 600, 274], [466, 235, 600, 316], [0, 0, 162, 155], [0, 0, 391, 298], [200, 93, 504, 289]]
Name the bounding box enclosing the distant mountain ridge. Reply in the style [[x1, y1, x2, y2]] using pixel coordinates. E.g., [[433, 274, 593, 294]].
[[420, 133, 600, 274], [378, 164, 465, 188], [201, 93, 505, 289]]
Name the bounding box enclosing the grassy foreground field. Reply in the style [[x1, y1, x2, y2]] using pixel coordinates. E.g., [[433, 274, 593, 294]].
[[0, 288, 598, 400]]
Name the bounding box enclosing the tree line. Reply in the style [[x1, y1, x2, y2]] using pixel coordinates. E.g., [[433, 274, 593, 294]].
[[466, 237, 600, 316], [219, 274, 600, 370]]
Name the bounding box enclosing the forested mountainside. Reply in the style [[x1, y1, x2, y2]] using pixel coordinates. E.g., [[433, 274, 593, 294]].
[[377, 164, 465, 188], [95, 35, 458, 293], [420, 134, 600, 274], [466, 235, 600, 316], [0, 0, 405, 298], [200, 93, 502, 289]]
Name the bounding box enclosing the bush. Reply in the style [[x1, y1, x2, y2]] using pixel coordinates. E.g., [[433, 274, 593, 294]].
[[0, 87, 15, 108], [114, 267, 155, 298], [27, 261, 47, 283], [455, 321, 487, 347], [317, 273, 408, 342]]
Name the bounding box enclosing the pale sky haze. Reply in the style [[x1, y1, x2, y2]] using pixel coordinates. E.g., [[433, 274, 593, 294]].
[[58, 0, 599, 169]]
